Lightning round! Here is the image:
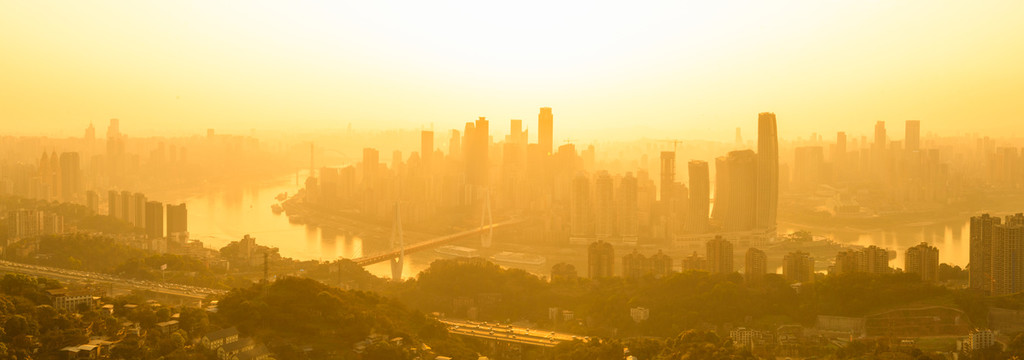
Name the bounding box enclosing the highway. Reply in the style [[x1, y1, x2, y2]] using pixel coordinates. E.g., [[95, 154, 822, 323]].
[[439, 318, 586, 348], [0, 260, 226, 299]]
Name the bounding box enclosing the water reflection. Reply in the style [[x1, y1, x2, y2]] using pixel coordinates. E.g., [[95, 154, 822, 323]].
[[781, 220, 971, 269]]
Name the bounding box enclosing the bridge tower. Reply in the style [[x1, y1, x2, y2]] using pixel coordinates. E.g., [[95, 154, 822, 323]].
[[389, 202, 405, 281], [481, 188, 493, 248]]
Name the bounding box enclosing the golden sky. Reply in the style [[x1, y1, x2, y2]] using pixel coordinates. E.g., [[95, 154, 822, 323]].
[[1, 1, 1022, 140]]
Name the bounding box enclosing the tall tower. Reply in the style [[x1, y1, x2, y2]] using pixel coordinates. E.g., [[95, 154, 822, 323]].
[[570, 172, 592, 241], [756, 112, 778, 230], [618, 173, 639, 243], [970, 213, 998, 292], [659, 152, 675, 203], [593, 171, 614, 240], [905, 242, 939, 282], [783, 251, 815, 283], [745, 247, 767, 283], [725, 150, 757, 231], [587, 240, 614, 278], [905, 120, 921, 152], [421, 130, 434, 170], [686, 160, 710, 233], [538, 107, 553, 155], [706, 236, 734, 274]]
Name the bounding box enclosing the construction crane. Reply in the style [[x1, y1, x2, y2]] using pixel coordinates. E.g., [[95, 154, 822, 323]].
[[657, 139, 682, 153]]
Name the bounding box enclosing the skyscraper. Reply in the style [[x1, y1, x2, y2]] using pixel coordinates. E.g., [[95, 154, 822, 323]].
[[618, 173, 639, 242], [593, 171, 614, 239], [622, 249, 648, 280], [649, 250, 673, 278], [58, 152, 80, 202], [133, 193, 147, 229], [539, 107, 553, 155], [905, 120, 921, 152], [686, 160, 710, 233], [362, 148, 379, 185], [991, 214, 1024, 296], [659, 151, 675, 203], [466, 117, 490, 187], [862, 245, 891, 274], [145, 201, 164, 239], [905, 242, 939, 282], [421, 130, 433, 170], [166, 203, 188, 237], [108, 190, 120, 219], [588, 240, 614, 279], [706, 236, 733, 274], [724, 150, 757, 231], [121, 190, 133, 225], [570, 172, 592, 241], [756, 112, 779, 230], [85, 191, 99, 214], [711, 156, 730, 226], [783, 251, 815, 283], [745, 247, 767, 283]]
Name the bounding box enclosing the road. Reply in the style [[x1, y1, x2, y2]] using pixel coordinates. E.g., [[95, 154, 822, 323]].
[[439, 318, 586, 348], [0, 260, 226, 299]]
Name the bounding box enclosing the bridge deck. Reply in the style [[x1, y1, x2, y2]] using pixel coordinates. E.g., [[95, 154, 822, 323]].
[[351, 219, 524, 266]]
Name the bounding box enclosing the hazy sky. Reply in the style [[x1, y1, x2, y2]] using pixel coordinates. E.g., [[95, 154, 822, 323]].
[[2, 1, 1022, 141]]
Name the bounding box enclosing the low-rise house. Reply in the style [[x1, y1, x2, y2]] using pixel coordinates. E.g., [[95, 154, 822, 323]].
[[202, 327, 239, 350]]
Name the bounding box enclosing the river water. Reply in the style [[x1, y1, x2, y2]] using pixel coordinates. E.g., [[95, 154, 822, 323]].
[[175, 173, 432, 279], [174, 173, 976, 280]]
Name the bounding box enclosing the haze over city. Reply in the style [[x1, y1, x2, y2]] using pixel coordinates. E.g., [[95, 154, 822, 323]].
[[2, 2, 1024, 360]]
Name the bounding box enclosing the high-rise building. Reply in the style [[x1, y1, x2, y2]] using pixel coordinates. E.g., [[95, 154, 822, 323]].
[[905, 242, 939, 282], [85, 191, 99, 214], [862, 245, 891, 274], [58, 152, 80, 202], [588, 240, 614, 279], [570, 172, 592, 240], [723, 150, 757, 231], [107, 190, 120, 219], [120, 190, 133, 224], [905, 120, 921, 152], [166, 203, 188, 237], [421, 130, 433, 170], [793, 146, 825, 188], [992, 213, 1024, 295], [466, 117, 490, 187], [783, 251, 815, 283], [660, 151, 675, 203], [362, 148, 379, 185], [682, 251, 707, 272], [550, 263, 578, 282], [449, 130, 461, 159], [711, 156, 730, 226], [539, 107, 553, 155], [833, 249, 862, 275], [133, 193, 147, 229], [593, 171, 614, 239], [835, 132, 847, 163], [145, 201, 163, 239], [649, 250, 673, 278], [756, 112, 779, 230], [745, 247, 767, 283], [618, 173, 639, 242], [706, 236, 733, 274], [686, 160, 710, 233], [622, 249, 648, 280]]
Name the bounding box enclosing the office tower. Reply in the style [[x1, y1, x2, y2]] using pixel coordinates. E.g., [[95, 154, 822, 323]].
[[570, 172, 593, 240], [106, 118, 120, 138], [724, 150, 757, 231], [992, 213, 1024, 295], [783, 251, 815, 283], [711, 156, 730, 225], [836, 132, 847, 162], [145, 201, 164, 239], [706, 236, 733, 274], [84, 122, 95, 143], [421, 130, 433, 170], [510, 119, 524, 144], [756, 112, 779, 230], [793, 146, 825, 188], [539, 107, 553, 155], [588, 240, 614, 279], [85, 191, 99, 214], [685, 160, 710, 233], [905, 242, 939, 282], [108, 190, 120, 219], [465, 117, 490, 187], [649, 250, 672, 278], [874, 121, 887, 151], [58, 152, 80, 202], [550, 263, 578, 282], [618, 173, 639, 242], [593, 171, 614, 239], [682, 251, 707, 272], [362, 148, 379, 185], [120, 191, 133, 225], [862, 245, 891, 274], [133, 193, 146, 229], [166, 203, 188, 237], [622, 249, 648, 280], [449, 130, 461, 159], [905, 120, 921, 152], [659, 152, 675, 203], [745, 247, 767, 283]]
